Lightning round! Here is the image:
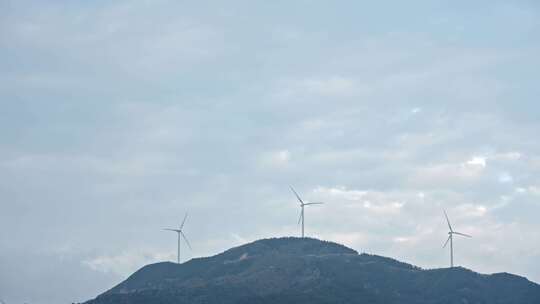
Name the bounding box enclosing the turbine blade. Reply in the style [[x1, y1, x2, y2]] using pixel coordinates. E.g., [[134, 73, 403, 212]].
[[181, 231, 192, 250], [289, 186, 304, 204], [164, 229, 180, 232], [443, 209, 453, 232], [297, 210, 303, 224], [180, 212, 188, 230], [443, 235, 451, 248], [453, 232, 472, 238], [304, 202, 324, 205]]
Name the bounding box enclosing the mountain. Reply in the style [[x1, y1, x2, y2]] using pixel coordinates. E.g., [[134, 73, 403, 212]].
[[84, 237, 540, 304]]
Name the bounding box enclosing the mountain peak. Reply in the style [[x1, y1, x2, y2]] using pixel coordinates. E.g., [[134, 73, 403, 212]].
[[217, 237, 357, 260]]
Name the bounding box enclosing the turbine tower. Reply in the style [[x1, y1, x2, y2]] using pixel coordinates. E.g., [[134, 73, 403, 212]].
[[290, 186, 324, 238], [443, 210, 471, 268], [164, 213, 192, 264]]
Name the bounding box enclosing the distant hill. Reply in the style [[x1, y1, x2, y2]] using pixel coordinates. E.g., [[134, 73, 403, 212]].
[[84, 237, 540, 304]]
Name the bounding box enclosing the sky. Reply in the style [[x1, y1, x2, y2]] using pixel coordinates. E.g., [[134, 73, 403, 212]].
[[1, 0, 540, 303]]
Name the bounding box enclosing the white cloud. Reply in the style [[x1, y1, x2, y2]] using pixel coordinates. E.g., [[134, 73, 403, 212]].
[[82, 250, 173, 276], [515, 187, 527, 193], [314, 186, 404, 214], [492, 152, 522, 161], [510, 185, 540, 196], [466, 156, 487, 168], [313, 185, 367, 201], [528, 186, 540, 195], [412, 161, 485, 186], [393, 236, 411, 243], [455, 204, 488, 217], [498, 172, 513, 184], [275, 150, 291, 163], [230, 233, 248, 245], [411, 107, 422, 114], [363, 200, 404, 214], [259, 149, 291, 168]]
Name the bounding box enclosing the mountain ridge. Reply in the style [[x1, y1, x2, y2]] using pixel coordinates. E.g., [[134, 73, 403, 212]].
[[84, 237, 540, 304]]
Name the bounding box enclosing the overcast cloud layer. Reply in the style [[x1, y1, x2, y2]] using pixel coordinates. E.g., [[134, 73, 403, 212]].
[[1, 1, 540, 303]]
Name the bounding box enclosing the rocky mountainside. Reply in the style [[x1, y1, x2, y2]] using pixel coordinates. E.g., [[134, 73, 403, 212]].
[[84, 237, 540, 304]]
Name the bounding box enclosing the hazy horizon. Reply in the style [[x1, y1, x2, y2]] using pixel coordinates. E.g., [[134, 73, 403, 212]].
[[1, 1, 540, 303]]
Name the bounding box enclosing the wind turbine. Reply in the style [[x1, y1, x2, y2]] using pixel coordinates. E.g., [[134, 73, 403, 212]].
[[443, 210, 471, 268], [290, 186, 324, 238], [164, 213, 192, 264]]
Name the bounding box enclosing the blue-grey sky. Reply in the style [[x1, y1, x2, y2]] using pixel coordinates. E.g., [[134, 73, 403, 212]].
[[1, 1, 540, 303]]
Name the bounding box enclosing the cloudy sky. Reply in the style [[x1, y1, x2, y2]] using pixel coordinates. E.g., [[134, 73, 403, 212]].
[[1, 0, 540, 303]]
